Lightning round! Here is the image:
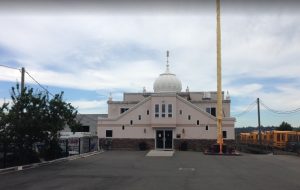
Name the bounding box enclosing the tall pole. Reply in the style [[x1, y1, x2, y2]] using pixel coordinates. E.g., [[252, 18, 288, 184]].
[[21, 67, 25, 94], [257, 98, 262, 145], [216, 0, 223, 153]]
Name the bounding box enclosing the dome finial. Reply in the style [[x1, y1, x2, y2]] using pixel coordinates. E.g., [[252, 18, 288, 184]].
[[108, 92, 112, 101], [153, 50, 182, 93], [166, 50, 170, 73], [226, 90, 230, 100]]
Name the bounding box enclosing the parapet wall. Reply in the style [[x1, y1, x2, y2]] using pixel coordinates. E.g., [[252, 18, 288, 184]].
[[99, 138, 236, 151]]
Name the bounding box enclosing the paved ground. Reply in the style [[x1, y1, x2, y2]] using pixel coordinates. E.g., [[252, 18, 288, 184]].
[[146, 150, 175, 157], [0, 151, 300, 190]]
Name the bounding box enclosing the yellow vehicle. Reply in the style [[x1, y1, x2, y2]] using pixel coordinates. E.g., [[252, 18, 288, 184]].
[[239, 130, 300, 149]]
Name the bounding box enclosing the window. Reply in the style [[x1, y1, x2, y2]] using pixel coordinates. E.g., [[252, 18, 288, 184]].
[[83, 126, 89, 132], [74, 125, 89, 132], [138, 115, 141, 120], [120, 108, 129, 114], [222, 131, 227, 138], [211, 108, 216, 117], [130, 120, 133, 125], [188, 115, 191, 120], [277, 134, 280, 141], [206, 125, 208, 130], [162, 104, 166, 117], [122, 125, 125, 130], [206, 108, 210, 113], [155, 104, 159, 118], [206, 107, 216, 117], [176, 134, 181, 138], [179, 110, 182, 115], [197, 120, 199, 125], [168, 104, 172, 117], [147, 110, 149, 115], [106, 130, 113, 137]]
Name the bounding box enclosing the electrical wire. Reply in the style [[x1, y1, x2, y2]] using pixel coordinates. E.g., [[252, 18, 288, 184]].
[[25, 70, 99, 123], [260, 100, 300, 114], [232, 100, 257, 117], [25, 71, 98, 122], [1, 64, 100, 123], [0, 64, 20, 70], [25, 71, 55, 97]]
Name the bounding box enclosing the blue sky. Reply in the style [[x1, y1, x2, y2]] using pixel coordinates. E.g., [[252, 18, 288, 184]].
[[0, 1, 300, 127]]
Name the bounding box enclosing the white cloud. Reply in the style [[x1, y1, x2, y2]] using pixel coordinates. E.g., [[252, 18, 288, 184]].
[[69, 99, 107, 114], [229, 84, 263, 97], [0, 11, 300, 124]]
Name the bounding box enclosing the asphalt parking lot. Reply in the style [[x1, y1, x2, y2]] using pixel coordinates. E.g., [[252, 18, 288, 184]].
[[0, 151, 299, 190]]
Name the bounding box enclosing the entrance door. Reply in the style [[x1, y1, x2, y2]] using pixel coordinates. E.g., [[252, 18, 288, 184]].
[[156, 130, 164, 149], [156, 130, 173, 149], [165, 130, 173, 149]]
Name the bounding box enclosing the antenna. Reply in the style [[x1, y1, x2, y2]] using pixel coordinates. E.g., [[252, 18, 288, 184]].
[[166, 50, 170, 73]]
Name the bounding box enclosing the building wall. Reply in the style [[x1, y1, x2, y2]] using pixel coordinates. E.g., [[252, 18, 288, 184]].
[[98, 126, 154, 139], [108, 102, 137, 118], [124, 93, 150, 101], [176, 97, 216, 125], [63, 114, 107, 135], [175, 126, 234, 139], [150, 95, 177, 125], [99, 92, 236, 145], [98, 125, 234, 140], [103, 98, 151, 125]]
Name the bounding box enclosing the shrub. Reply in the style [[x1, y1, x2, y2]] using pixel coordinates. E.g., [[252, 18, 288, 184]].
[[180, 141, 188, 151], [139, 142, 148, 150]]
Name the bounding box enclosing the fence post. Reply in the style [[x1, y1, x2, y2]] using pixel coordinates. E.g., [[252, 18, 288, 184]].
[[66, 139, 68, 157], [78, 138, 81, 155], [89, 138, 91, 152], [3, 142, 7, 168]]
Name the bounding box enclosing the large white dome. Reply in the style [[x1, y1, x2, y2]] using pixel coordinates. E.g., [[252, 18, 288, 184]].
[[153, 65, 182, 93]]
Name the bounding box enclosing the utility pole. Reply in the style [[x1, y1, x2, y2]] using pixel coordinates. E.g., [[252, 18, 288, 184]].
[[257, 98, 262, 145], [216, 0, 223, 154], [21, 67, 25, 94]]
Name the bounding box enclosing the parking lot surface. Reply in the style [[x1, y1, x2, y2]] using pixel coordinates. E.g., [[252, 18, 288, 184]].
[[0, 151, 299, 190]]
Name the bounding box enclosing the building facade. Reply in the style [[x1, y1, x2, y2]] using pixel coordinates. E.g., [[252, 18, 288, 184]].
[[63, 114, 108, 135], [98, 61, 235, 151]]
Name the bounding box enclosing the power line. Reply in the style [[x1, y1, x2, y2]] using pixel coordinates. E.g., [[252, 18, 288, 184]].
[[25, 71, 55, 97], [232, 100, 257, 117], [1, 65, 99, 123], [260, 100, 300, 114], [0, 64, 20, 71], [25, 71, 98, 123]]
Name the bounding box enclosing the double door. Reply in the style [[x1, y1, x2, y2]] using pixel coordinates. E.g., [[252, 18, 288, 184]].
[[156, 130, 173, 149]]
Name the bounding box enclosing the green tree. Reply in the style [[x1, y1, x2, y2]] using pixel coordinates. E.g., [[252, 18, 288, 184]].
[[1, 83, 81, 164], [0, 103, 9, 167], [277, 121, 293, 131], [0, 103, 9, 143], [42, 92, 81, 160], [8, 85, 48, 164]]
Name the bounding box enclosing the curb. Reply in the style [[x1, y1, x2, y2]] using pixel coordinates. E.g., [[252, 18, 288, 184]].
[[0, 150, 104, 175]]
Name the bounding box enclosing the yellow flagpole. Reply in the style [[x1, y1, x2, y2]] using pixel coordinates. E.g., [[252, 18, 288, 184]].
[[216, 0, 223, 153]]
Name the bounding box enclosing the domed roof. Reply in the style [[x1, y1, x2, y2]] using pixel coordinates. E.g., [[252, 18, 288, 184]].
[[153, 52, 182, 93]]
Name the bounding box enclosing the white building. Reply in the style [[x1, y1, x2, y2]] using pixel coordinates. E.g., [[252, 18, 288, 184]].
[[63, 114, 107, 135], [98, 58, 235, 151]]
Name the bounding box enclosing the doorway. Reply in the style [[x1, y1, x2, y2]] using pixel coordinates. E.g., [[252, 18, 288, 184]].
[[156, 129, 173, 149]]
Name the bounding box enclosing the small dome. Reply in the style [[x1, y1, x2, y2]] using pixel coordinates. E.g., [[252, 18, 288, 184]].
[[153, 72, 182, 93], [153, 51, 182, 93]]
